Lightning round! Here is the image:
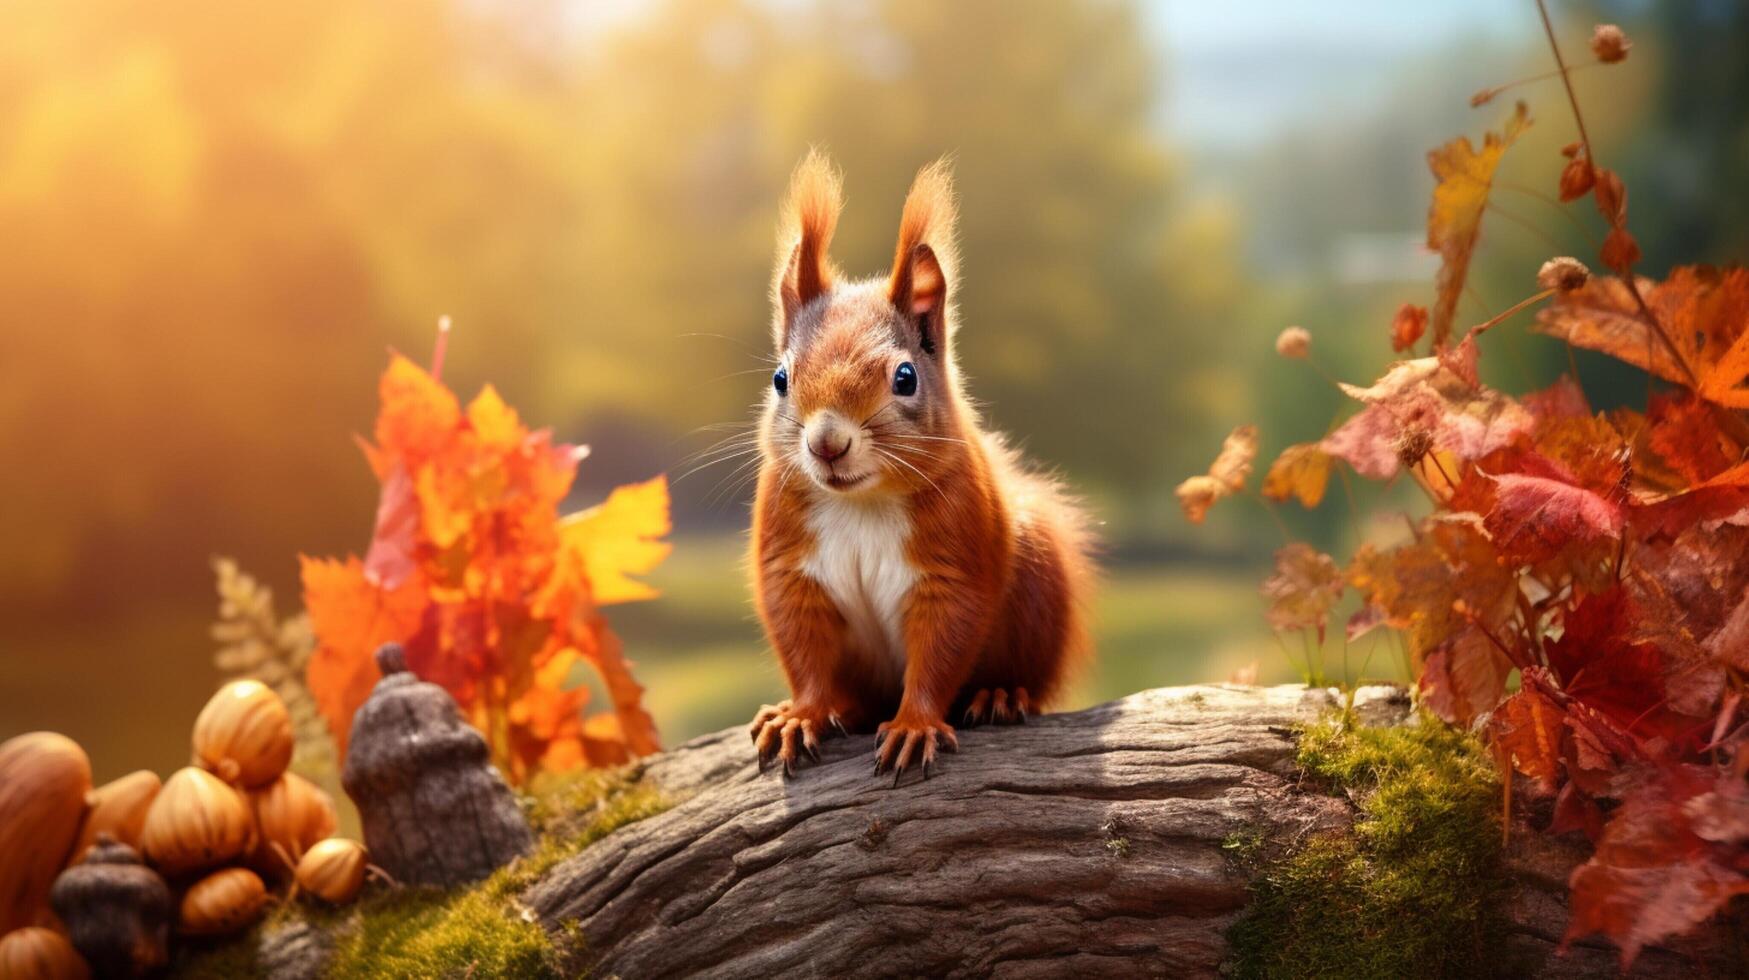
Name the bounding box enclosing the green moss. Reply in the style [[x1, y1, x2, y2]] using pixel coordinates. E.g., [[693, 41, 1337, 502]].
[[319, 773, 668, 978], [173, 769, 670, 979], [325, 885, 557, 980], [1226, 716, 1508, 980]]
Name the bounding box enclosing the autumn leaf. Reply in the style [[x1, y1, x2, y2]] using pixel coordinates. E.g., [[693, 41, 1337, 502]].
[[1646, 392, 1735, 485], [373, 352, 461, 470], [1485, 469, 1624, 567], [300, 555, 428, 759], [1545, 589, 1665, 737], [1390, 303, 1427, 353], [1420, 628, 1512, 726], [1321, 353, 1534, 479], [1534, 266, 1749, 406], [557, 476, 673, 605], [1348, 517, 1518, 725], [1175, 425, 1257, 523], [1426, 100, 1531, 348], [1261, 443, 1332, 508], [1490, 689, 1565, 790], [1565, 765, 1749, 968], [362, 463, 420, 589], [303, 354, 669, 782], [1261, 543, 1343, 640], [1521, 375, 1591, 422]]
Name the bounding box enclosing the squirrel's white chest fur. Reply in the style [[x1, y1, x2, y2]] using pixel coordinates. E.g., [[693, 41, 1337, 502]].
[[801, 494, 917, 674]]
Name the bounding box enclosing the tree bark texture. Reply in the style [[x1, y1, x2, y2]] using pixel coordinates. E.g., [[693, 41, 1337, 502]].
[[522, 684, 1734, 978]]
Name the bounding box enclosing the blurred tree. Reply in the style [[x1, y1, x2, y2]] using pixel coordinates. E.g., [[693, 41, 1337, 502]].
[[0, 0, 1247, 624], [547, 0, 1252, 518], [1614, 0, 1749, 266]]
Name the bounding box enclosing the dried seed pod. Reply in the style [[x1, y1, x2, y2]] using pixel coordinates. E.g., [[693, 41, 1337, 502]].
[[343, 644, 534, 887], [192, 680, 294, 788], [294, 839, 369, 905], [0, 927, 90, 980], [0, 732, 92, 933], [177, 868, 268, 937], [139, 768, 256, 878], [248, 772, 338, 877], [71, 771, 162, 862], [49, 835, 172, 978]]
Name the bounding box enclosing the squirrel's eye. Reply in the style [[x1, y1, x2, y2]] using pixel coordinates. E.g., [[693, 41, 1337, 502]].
[[773, 367, 788, 397], [893, 361, 918, 397]]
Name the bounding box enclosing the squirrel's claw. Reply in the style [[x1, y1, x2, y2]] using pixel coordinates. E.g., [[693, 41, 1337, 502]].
[[751, 702, 843, 776], [873, 718, 958, 786], [962, 687, 1032, 727], [749, 700, 791, 743]]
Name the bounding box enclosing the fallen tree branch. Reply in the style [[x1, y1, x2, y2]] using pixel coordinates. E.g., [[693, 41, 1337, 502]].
[[519, 684, 1731, 978]]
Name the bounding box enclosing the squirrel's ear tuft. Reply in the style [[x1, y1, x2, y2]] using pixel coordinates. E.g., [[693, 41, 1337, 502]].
[[773, 149, 844, 337], [888, 159, 958, 347]]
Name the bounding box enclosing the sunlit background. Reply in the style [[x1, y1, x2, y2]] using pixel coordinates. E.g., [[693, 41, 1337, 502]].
[[4, 0, 1746, 782]]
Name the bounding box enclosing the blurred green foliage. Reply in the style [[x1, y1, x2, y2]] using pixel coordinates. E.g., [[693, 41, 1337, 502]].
[[2, 0, 1745, 780]]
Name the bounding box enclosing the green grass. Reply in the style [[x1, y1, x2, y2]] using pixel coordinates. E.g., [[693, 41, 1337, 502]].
[[1225, 717, 1508, 980]]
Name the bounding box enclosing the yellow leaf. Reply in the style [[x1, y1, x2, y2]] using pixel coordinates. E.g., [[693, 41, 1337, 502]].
[[559, 476, 672, 604], [1426, 101, 1530, 348], [465, 384, 523, 449], [1262, 443, 1333, 508]]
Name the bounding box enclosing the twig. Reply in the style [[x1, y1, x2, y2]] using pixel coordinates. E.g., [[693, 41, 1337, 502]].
[[1470, 288, 1556, 338], [1534, 0, 1700, 388]]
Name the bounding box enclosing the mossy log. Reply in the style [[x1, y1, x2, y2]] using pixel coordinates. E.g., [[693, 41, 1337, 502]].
[[516, 684, 1733, 978]]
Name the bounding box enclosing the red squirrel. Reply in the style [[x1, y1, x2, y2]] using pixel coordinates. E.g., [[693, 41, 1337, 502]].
[[748, 151, 1095, 782]]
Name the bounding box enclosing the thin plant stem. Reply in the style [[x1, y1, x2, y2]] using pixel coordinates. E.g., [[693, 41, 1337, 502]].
[[1535, 0, 1699, 387], [1471, 288, 1556, 338], [1486, 201, 1569, 257]]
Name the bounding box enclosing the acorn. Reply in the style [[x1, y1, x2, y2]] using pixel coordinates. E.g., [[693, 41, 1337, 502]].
[[294, 838, 370, 905], [177, 868, 268, 937], [138, 768, 255, 878], [248, 771, 337, 877], [192, 680, 294, 788], [0, 732, 92, 933], [71, 771, 161, 863], [0, 927, 90, 980], [49, 835, 172, 978]]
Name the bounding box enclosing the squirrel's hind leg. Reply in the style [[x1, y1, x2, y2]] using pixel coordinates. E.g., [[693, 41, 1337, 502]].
[[962, 515, 1089, 725], [961, 686, 1032, 726]]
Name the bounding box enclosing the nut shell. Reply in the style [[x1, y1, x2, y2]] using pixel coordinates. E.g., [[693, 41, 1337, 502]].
[[71, 771, 162, 862], [0, 732, 93, 934], [138, 768, 256, 878], [0, 926, 91, 980], [49, 836, 172, 978], [177, 868, 268, 937], [192, 680, 294, 788], [249, 772, 338, 876], [294, 838, 369, 904]]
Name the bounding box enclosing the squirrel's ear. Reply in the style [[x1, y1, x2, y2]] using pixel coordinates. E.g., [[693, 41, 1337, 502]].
[[773, 149, 843, 343], [888, 159, 957, 352]]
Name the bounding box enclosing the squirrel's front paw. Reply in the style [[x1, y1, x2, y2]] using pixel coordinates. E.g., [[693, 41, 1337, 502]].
[[874, 716, 958, 786], [749, 700, 847, 777]]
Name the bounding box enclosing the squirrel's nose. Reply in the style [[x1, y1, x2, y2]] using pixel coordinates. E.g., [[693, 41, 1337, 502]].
[[808, 430, 852, 464]]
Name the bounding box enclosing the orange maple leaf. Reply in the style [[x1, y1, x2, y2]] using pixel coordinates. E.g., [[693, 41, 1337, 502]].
[[302, 354, 670, 781], [300, 555, 428, 760], [1534, 267, 1749, 406]]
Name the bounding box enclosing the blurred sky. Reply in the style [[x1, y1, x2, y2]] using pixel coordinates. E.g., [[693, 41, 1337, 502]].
[[1149, 0, 1538, 150]]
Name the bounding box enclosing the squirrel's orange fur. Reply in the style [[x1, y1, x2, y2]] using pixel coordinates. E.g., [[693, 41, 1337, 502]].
[[749, 151, 1095, 783]]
